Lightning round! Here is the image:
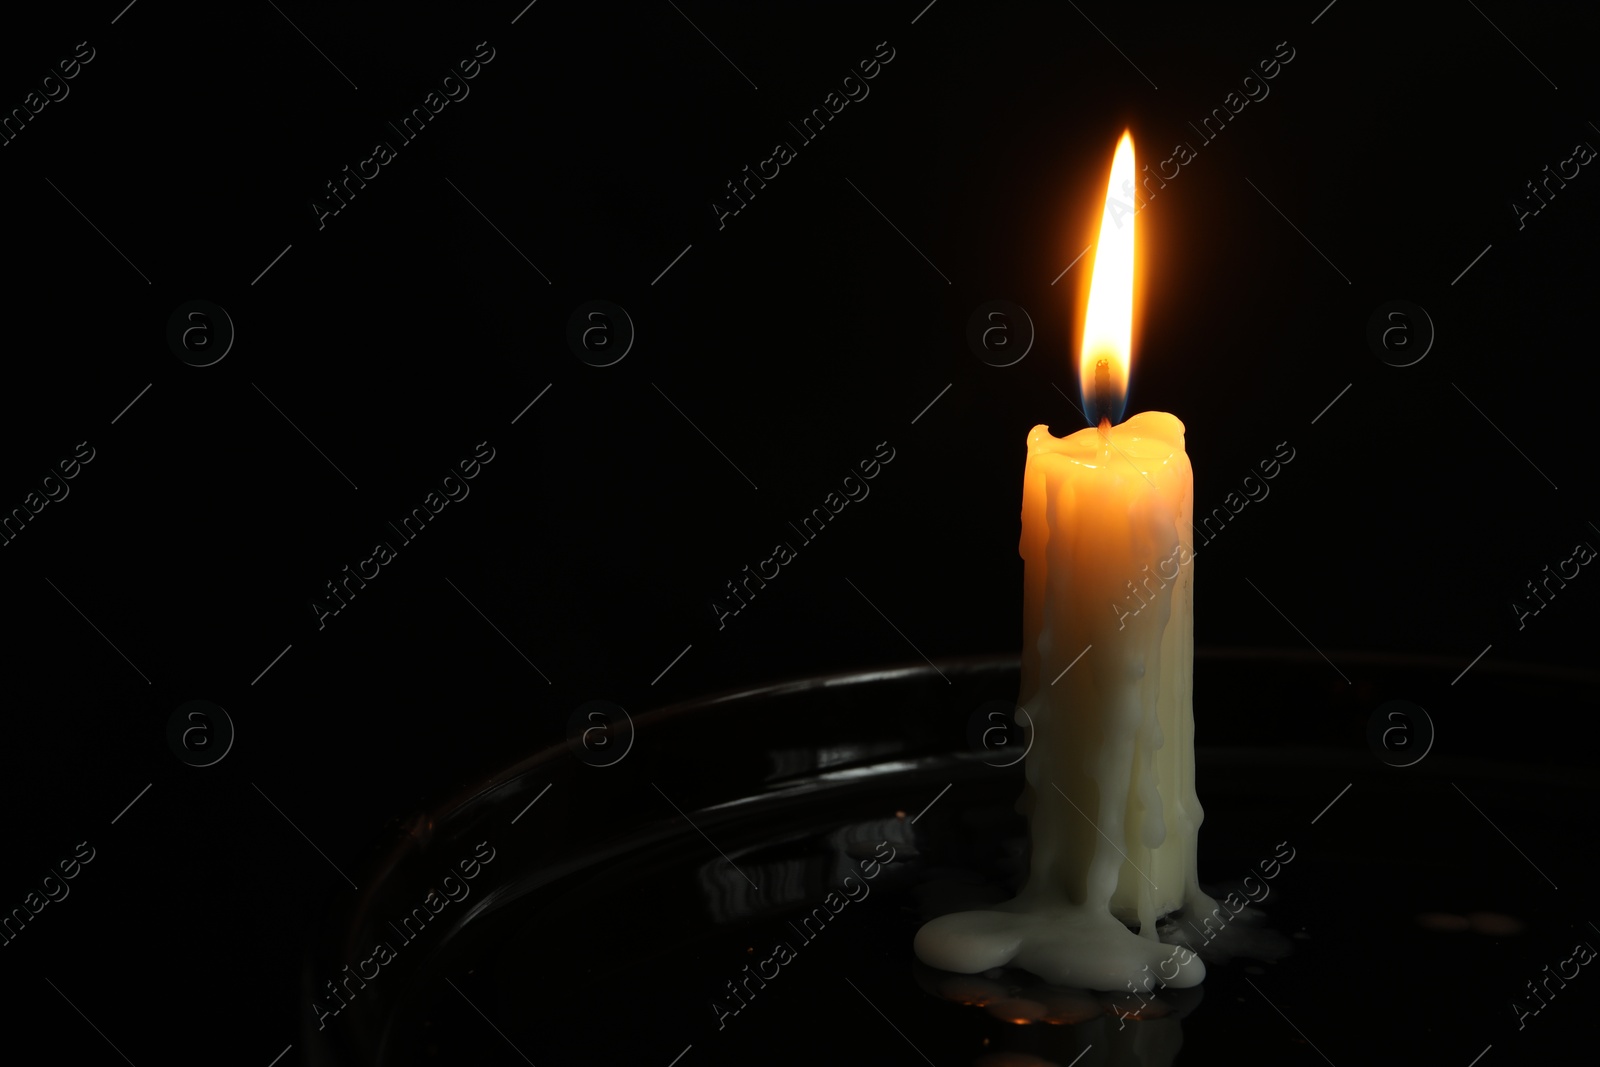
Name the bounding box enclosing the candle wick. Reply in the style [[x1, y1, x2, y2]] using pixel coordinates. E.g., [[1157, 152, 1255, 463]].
[[1093, 357, 1114, 431]]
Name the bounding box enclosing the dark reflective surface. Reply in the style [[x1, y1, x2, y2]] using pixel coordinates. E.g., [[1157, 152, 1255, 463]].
[[305, 653, 1599, 1065]]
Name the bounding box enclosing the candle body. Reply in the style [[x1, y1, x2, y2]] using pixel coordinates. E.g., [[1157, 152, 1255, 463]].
[[915, 411, 1212, 990], [1016, 411, 1202, 928]]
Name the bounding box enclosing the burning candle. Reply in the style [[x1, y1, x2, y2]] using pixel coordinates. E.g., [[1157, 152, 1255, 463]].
[[916, 131, 1215, 991]]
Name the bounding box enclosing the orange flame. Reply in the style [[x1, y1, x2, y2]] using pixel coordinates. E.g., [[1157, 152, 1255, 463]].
[[1078, 130, 1136, 423]]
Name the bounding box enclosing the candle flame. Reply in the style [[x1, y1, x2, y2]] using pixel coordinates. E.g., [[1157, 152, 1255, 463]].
[[1078, 130, 1135, 426]]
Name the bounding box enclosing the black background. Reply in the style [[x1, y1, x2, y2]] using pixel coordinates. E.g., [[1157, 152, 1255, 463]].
[[1, 1, 1596, 1063]]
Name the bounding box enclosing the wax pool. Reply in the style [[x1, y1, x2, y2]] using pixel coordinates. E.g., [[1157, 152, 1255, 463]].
[[915, 411, 1214, 990]]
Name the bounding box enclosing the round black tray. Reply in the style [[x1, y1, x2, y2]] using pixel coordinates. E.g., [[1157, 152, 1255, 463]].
[[303, 651, 1598, 1066]]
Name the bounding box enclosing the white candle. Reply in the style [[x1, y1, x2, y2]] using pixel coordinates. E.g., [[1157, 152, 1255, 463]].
[[916, 132, 1214, 991]]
